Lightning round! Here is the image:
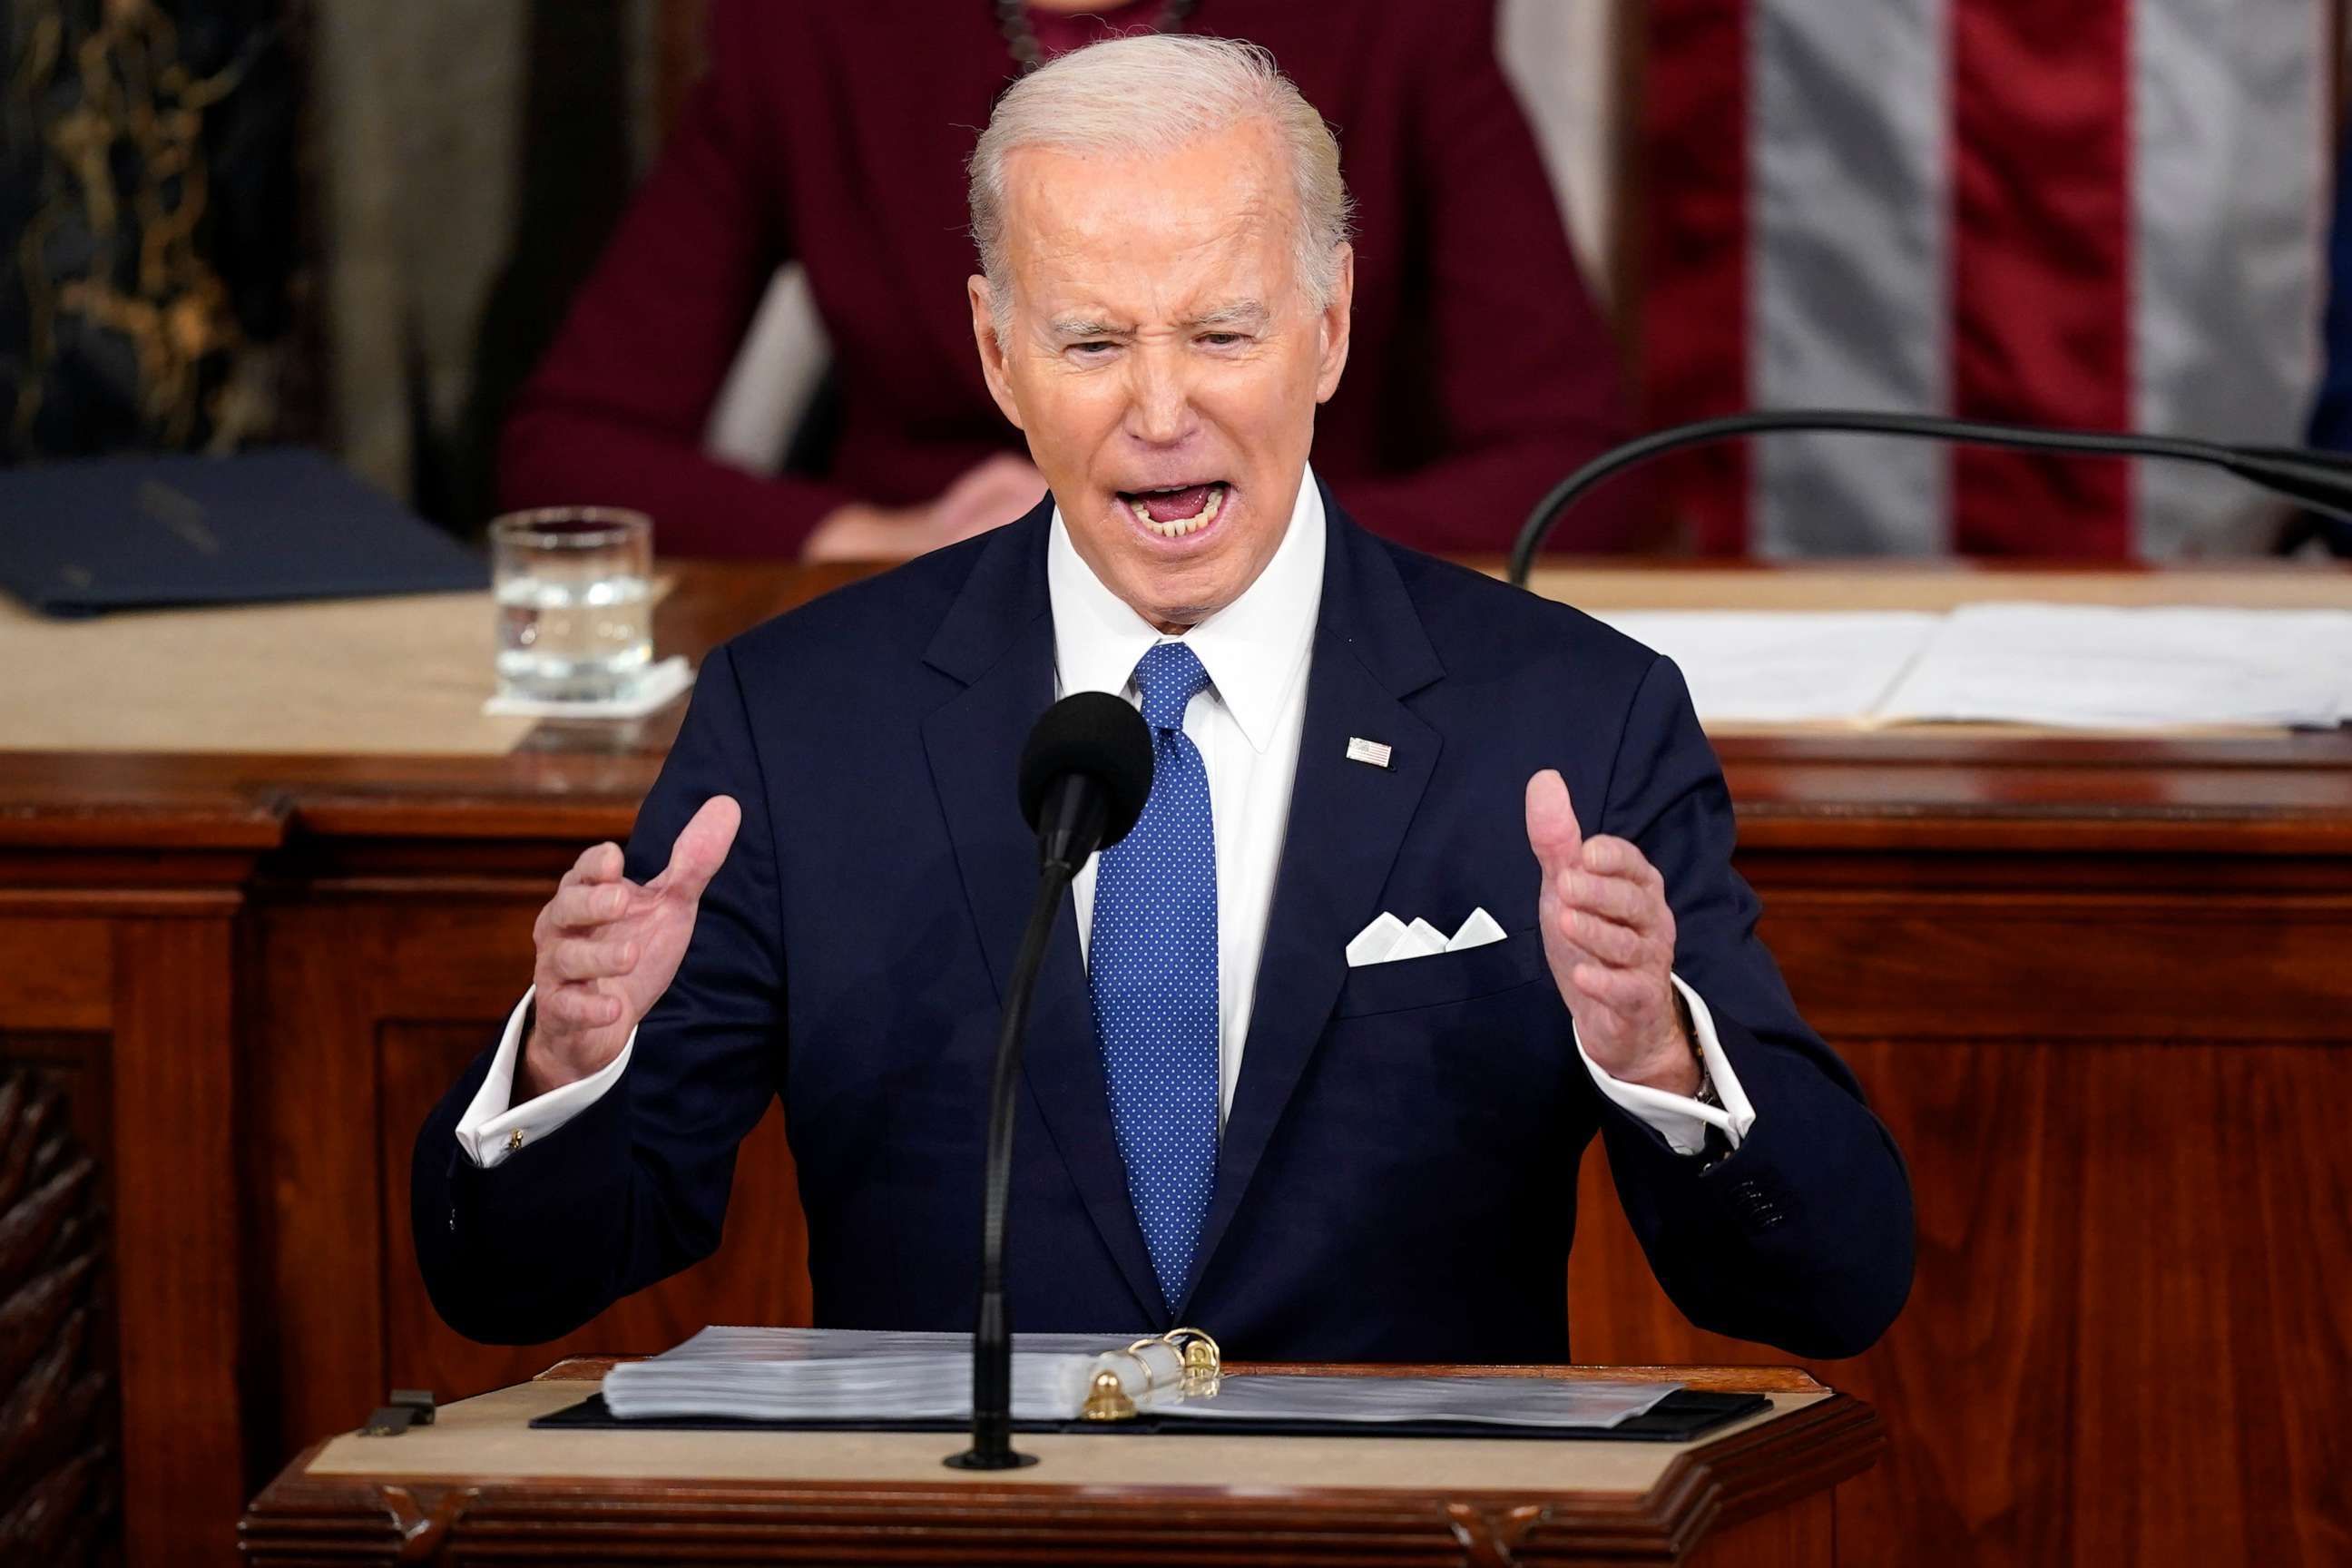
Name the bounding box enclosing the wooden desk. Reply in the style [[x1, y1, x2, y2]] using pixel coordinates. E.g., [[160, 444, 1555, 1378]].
[[1, 559, 2347, 1565], [240, 1359, 1876, 1565]]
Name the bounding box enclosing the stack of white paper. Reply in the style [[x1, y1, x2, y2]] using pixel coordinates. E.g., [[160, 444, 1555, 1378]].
[[602, 1327, 1128, 1422], [1874, 603, 2352, 730], [1592, 611, 1940, 724], [1156, 1373, 1676, 1429], [599, 1326, 1683, 1430]]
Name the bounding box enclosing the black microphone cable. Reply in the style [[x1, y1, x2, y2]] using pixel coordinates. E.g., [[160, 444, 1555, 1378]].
[[1508, 409, 2352, 583]]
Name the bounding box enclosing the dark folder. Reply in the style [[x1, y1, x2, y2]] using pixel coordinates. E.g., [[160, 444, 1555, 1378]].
[[530, 1387, 1770, 1445], [0, 448, 486, 617]]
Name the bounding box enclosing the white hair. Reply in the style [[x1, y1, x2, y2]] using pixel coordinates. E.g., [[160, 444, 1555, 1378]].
[[967, 34, 1354, 334]]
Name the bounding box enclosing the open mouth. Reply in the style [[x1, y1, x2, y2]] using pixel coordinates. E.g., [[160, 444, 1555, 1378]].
[[1116, 481, 1227, 538]]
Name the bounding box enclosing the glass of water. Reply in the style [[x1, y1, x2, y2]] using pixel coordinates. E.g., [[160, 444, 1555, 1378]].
[[490, 507, 654, 702]]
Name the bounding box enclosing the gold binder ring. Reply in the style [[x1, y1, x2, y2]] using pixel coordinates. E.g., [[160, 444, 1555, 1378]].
[[1125, 1336, 1181, 1377], [1162, 1327, 1222, 1397], [1082, 1344, 1163, 1422], [1080, 1367, 1137, 1422], [1162, 1326, 1220, 1362]]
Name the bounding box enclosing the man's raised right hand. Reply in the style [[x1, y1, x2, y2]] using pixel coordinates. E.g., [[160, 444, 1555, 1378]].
[[519, 795, 742, 1100]]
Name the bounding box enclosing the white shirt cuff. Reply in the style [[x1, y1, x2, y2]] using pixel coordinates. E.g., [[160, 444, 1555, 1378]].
[[453, 986, 636, 1169], [1573, 974, 1758, 1157]]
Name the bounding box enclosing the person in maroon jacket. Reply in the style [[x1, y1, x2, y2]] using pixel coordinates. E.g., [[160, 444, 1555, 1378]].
[[500, 0, 1635, 560]]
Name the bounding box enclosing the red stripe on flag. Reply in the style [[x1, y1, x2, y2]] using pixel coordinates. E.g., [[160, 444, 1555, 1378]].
[[1642, 0, 1750, 555], [1948, 0, 2134, 556]]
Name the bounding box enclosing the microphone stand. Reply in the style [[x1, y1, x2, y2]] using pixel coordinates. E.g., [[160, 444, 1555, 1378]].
[[1506, 408, 2352, 583], [949, 775, 1104, 1471]]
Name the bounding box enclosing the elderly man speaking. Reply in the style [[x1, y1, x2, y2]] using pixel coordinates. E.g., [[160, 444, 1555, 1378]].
[[415, 37, 1913, 1362]]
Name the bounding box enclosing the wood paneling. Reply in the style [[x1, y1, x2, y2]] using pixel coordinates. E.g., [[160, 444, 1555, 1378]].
[[0, 1058, 118, 1565], [0, 860, 259, 1565], [375, 1024, 808, 1407], [1685, 1491, 1833, 1568], [1752, 891, 2352, 1042], [1567, 1038, 2352, 1567], [0, 922, 109, 1030], [110, 916, 245, 1565], [251, 888, 811, 1464], [251, 900, 395, 1466], [0, 559, 2346, 1565]]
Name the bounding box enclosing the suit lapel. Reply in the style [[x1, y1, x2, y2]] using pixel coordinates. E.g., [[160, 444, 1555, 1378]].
[[1180, 496, 1445, 1314], [919, 508, 1165, 1323]]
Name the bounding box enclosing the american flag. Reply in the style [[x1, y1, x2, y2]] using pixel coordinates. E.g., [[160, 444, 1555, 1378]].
[[1638, 0, 2334, 556]]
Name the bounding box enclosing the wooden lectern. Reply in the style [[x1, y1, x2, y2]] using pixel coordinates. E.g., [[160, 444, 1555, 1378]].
[[240, 1359, 1878, 1565]]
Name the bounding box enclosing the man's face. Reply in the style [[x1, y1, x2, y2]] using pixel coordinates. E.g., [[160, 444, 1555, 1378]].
[[970, 120, 1353, 632]]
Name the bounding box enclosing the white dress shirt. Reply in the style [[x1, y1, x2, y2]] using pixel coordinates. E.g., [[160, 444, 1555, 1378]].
[[456, 467, 1754, 1167], [1047, 467, 1324, 1119]]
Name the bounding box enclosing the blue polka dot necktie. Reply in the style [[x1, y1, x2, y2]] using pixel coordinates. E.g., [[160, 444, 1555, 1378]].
[[1087, 641, 1220, 1312]]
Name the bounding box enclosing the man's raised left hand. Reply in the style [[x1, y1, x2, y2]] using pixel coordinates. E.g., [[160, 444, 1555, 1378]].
[[1524, 769, 1699, 1095]]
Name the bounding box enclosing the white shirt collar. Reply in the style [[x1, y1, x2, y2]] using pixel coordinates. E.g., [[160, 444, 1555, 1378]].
[[1047, 469, 1327, 754]]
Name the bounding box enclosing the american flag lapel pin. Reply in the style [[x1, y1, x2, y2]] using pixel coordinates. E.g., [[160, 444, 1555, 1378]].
[[1345, 736, 1394, 769]]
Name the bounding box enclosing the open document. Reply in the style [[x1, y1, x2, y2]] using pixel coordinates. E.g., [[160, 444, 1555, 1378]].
[[1874, 603, 2352, 730], [1587, 603, 2352, 730], [1589, 611, 1941, 723], [596, 1326, 1680, 1431]]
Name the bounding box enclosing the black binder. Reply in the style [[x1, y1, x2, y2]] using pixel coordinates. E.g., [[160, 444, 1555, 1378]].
[[0, 448, 485, 616], [530, 1387, 1769, 1445]]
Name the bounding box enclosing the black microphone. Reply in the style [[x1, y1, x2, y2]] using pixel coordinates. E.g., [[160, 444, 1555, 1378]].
[[1506, 409, 2352, 583], [1019, 691, 1156, 875], [949, 692, 1153, 1471]]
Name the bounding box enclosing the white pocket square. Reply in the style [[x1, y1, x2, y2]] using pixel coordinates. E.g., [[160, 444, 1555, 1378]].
[[1347, 906, 1507, 966]]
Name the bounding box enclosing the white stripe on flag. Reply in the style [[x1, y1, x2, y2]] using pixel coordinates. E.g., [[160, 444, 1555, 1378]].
[[1750, 0, 1950, 556], [2132, 0, 2328, 555], [1499, 0, 1620, 309]]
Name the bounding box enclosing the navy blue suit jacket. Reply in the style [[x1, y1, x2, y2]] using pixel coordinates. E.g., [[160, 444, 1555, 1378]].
[[415, 487, 1914, 1361]]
